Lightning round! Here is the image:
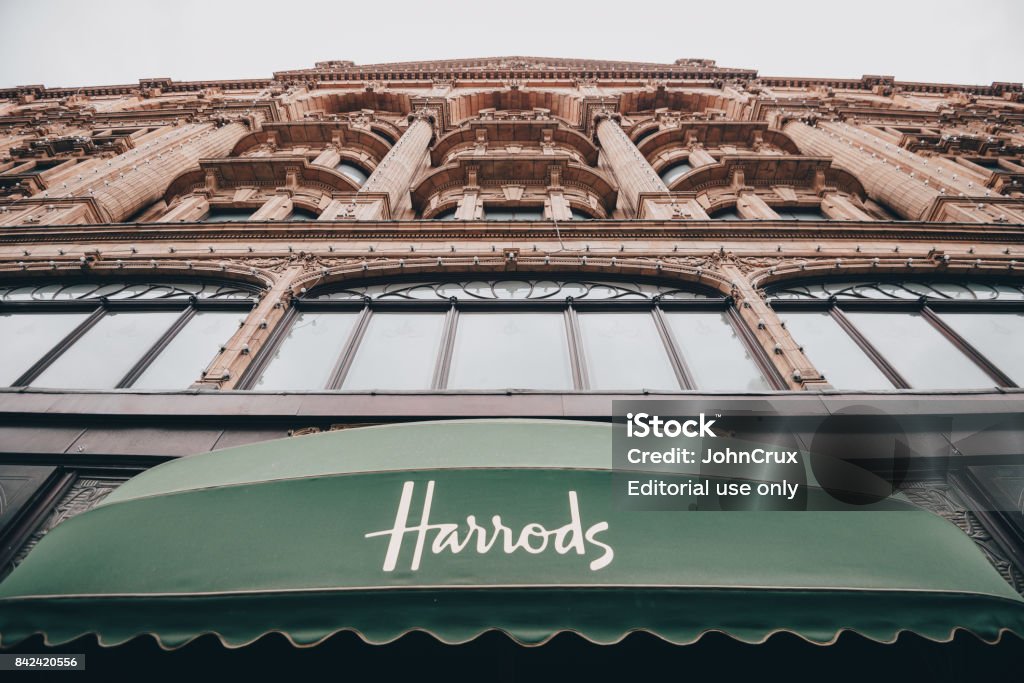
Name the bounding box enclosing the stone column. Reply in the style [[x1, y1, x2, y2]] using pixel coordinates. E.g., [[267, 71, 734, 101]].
[[784, 120, 938, 220], [85, 120, 250, 223], [594, 111, 669, 215], [359, 109, 435, 217]]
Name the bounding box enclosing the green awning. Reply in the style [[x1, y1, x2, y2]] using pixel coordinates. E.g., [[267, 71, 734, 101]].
[[1, 419, 1022, 648]]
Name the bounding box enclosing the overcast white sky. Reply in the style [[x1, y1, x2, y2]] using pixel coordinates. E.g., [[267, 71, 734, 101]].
[[1, 0, 1021, 88]]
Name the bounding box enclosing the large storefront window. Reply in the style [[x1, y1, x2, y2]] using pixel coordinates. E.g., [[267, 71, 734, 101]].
[[769, 280, 1024, 390], [0, 281, 255, 390], [244, 278, 780, 391]]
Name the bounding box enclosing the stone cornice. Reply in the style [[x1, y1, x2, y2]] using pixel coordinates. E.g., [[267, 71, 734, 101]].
[[1, 219, 1023, 245]]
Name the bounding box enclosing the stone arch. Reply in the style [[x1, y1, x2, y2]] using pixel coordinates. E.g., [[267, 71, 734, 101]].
[[637, 122, 801, 160], [290, 256, 734, 298], [745, 258, 1024, 291]]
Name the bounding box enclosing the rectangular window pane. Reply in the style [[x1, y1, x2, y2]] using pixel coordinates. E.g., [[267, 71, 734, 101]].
[[31, 311, 182, 389], [845, 311, 993, 389], [578, 312, 679, 390], [938, 312, 1024, 386], [447, 313, 572, 390], [664, 312, 771, 391], [777, 311, 894, 390], [132, 311, 246, 389], [342, 313, 445, 390], [253, 312, 358, 390], [0, 312, 90, 386]]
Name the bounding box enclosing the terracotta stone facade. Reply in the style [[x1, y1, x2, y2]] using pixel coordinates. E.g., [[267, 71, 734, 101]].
[[1, 56, 1023, 392]]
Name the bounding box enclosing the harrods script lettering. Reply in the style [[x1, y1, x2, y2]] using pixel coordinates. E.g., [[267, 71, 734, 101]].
[[365, 480, 615, 572]]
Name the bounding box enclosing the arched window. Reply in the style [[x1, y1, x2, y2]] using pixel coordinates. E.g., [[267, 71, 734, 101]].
[[334, 161, 370, 187], [632, 127, 658, 145], [431, 207, 459, 220], [569, 208, 594, 220], [659, 160, 692, 186], [288, 207, 320, 221], [371, 128, 397, 146], [202, 208, 255, 223], [772, 206, 829, 221], [242, 278, 779, 391], [483, 206, 545, 221], [0, 281, 256, 390], [709, 208, 741, 220], [768, 280, 1024, 390]]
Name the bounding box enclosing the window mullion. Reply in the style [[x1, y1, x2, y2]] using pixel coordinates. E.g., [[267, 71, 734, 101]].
[[326, 306, 373, 390], [651, 306, 695, 390], [431, 305, 459, 390], [830, 306, 911, 388], [920, 306, 1017, 388], [564, 306, 589, 391], [11, 306, 107, 387], [116, 306, 196, 389]]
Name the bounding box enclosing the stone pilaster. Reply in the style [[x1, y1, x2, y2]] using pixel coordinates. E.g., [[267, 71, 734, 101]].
[[821, 192, 874, 220], [736, 191, 779, 219], [250, 194, 293, 221], [687, 145, 717, 168], [158, 195, 209, 223], [722, 264, 830, 391], [196, 266, 303, 390], [358, 110, 435, 218], [311, 147, 341, 169], [456, 189, 481, 220]]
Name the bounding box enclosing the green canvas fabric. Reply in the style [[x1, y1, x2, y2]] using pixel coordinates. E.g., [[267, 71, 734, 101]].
[[1, 420, 1022, 648]]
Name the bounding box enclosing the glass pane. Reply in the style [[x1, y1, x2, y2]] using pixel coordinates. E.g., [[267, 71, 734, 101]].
[[660, 161, 692, 186], [447, 313, 572, 390], [0, 312, 90, 386], [665, 312, 771, 391], [202, 209, 254, 223], [335, 162, 368, 186], [132, 311, 246, 389], [845, 311, 994, 389], [777, 311, 893, 390], [342, 313, 446, 390], [939, 312, 1024, 385], [254, 312, 359, 390], [578, 313, 679, 390], [483, 207, 544, 221], [31, 311, 182, 389]]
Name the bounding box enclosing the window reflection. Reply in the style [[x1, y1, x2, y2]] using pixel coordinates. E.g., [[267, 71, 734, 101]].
[[448, 313, 573, 390]]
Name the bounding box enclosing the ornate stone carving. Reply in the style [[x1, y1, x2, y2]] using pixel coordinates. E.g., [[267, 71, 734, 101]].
[[9, 477, 126, 571], [901, 481, 1024, 596]]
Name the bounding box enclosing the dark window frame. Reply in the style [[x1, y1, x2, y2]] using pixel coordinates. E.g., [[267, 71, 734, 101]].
[[769, 282, 1024, 389], [240, 276, 786, 391], [0, 281, 257, 389]]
